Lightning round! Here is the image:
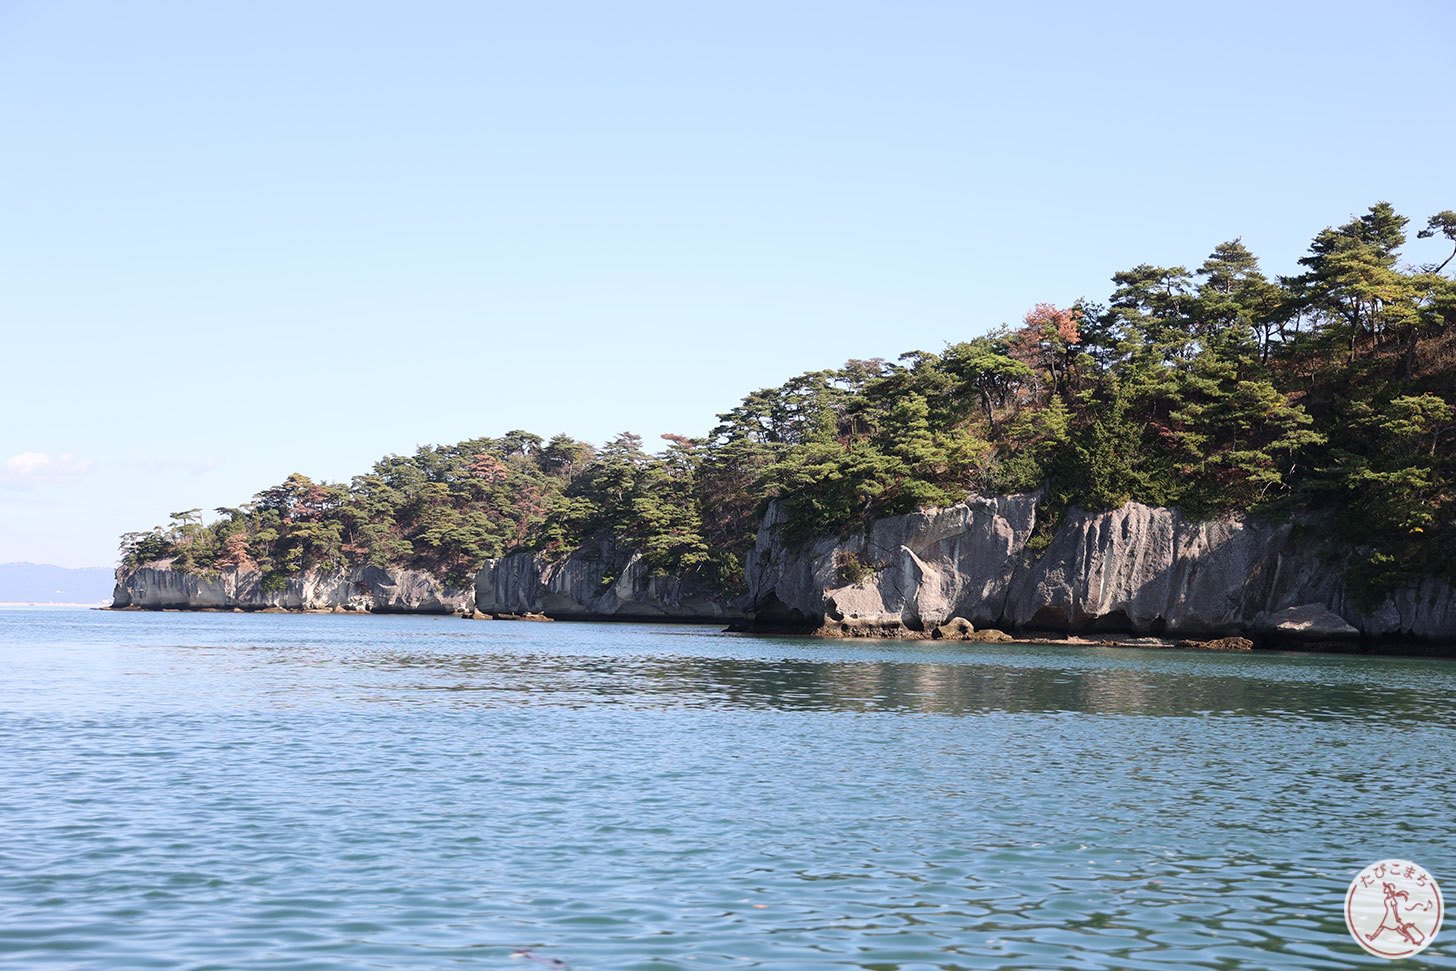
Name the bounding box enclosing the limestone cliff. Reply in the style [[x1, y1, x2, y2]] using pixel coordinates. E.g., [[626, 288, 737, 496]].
[[112, 560, 474, 614], [112, 496, 1456, 647], [746, 495, 1456, 645], [475, 538, 746, 622]]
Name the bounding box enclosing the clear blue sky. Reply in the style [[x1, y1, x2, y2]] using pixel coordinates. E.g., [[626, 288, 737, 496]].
[[2, 0, 1452, 567]]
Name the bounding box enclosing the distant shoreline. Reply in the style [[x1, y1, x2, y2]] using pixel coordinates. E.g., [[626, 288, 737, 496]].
[[0, 602, 108, 608]]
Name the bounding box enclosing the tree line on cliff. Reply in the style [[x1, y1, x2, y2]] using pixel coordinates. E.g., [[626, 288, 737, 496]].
[[123, 202, 1456, 601]]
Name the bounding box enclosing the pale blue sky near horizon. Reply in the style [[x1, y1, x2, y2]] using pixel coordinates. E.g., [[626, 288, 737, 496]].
[[2, 0, 1453, 567]]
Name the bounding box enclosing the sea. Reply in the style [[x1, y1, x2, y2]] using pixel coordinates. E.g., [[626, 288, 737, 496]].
[[1, 606, 1452, 969]]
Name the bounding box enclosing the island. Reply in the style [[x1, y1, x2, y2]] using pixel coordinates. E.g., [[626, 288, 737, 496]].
[[114, 204, 1456, 652]]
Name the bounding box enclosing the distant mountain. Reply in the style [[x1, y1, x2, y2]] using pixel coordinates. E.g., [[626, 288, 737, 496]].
[[0, 563, 115, 604]]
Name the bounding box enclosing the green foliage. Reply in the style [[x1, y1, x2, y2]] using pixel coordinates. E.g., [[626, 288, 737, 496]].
[[518, 431, 736, 589], [122, 202, 1456, 605], [119, 528, 174, 568], [124, 433, 595, 586], [835, 551, 875, 585], [1321, 393, 1456, 604]]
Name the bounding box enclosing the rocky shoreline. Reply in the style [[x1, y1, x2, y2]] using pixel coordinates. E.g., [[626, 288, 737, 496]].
[[111, 563, 475, 615], [740, 495, 1456, 652], [111, 493, 1456, 655], [99, 598, 1456, 656]]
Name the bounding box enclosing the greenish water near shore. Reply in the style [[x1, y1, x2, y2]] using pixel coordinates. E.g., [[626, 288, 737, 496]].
[[1, 608, 1452, 969]]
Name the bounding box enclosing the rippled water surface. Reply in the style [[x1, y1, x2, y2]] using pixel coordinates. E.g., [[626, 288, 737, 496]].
[[1, 608, 1453, 969]]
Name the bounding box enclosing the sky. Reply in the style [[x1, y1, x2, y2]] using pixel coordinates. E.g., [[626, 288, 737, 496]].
[[1, 0, 1453, 567]]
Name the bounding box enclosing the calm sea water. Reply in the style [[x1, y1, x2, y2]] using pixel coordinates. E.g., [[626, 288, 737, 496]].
[[0, 608, 1452, 970]]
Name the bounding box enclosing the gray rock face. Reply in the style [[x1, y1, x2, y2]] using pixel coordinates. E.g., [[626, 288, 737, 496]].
[[113, 561, 474, 614], [747, 495, 1041, 632], [111, 495, 1456, 646], [746, 495, 1456, 644], [1253, 604, 1360, 641], [475, 538, 747, 622]]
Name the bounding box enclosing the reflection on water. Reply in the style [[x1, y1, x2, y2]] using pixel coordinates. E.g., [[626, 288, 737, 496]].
[[0, 609, 1453, 970], [361, 646, 1448, 722]]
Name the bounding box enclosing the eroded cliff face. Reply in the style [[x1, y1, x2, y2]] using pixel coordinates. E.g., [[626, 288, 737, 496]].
[[475, 538, 747, 622], [746, 495, 1456, 644], [113, 497, 1456, 645], [112, 561, 475, 614]]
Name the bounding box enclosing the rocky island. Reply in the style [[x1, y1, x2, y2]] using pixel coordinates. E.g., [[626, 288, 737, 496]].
[[114, 492, 1456, 651], [115, 203, 1456, 652]]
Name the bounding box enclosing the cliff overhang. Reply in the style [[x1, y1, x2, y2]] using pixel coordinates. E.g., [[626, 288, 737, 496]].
[[743, 494, 1456, 651], [112, 495, 1456, 653]]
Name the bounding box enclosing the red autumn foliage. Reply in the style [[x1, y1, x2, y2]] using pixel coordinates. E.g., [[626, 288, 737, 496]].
[[216, 531, 253, 569], [1006, 302, 1085, 400], [1024, 303, 1082, 345], [469, 453, 510, 484]]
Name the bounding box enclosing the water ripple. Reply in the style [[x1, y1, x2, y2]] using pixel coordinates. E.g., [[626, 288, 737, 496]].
[[0, 609, 1453, 968]]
